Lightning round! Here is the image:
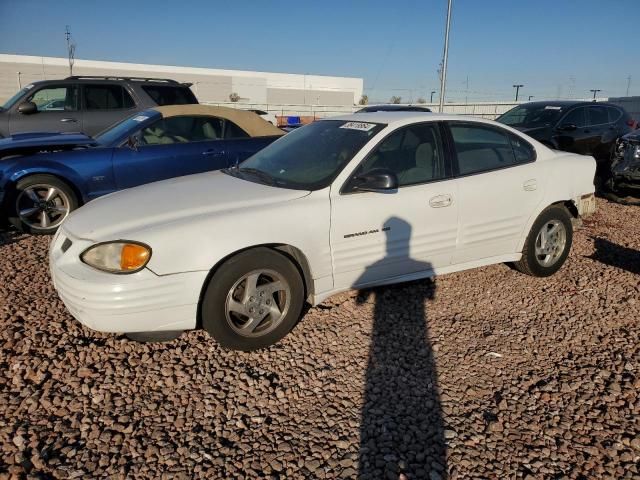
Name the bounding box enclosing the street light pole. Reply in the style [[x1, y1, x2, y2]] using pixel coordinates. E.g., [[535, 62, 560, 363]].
[[513, 84, 523, 102], [438, 0, 453, 113], [528, 95, 534, 101], [430, 90, 436, 103], [590, 89, 601, 101]]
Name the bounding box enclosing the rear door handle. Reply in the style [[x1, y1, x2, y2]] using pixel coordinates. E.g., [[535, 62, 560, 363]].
[[60, 118, 77, 123], [523, 179, 537, 191], [429, 194, 452, 208], [202, 149, 225, 156]]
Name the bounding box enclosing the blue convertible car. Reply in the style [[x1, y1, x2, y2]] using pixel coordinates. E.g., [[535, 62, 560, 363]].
[[0, 105, 283, 233]]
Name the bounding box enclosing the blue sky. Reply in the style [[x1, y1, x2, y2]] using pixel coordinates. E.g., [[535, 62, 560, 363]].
[[1, 0, 638, 102]]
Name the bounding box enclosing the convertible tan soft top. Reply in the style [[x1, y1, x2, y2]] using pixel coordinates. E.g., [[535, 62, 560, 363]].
[[154, 104, 284, 137]]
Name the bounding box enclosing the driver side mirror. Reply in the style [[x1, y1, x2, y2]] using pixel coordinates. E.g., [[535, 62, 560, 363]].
[[126, 135, 141, 151], [349, 169, 399, 193], [557, 123, 577, 132], [17, 101, 37, 115]]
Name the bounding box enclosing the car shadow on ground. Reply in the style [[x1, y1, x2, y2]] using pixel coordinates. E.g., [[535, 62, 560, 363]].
[[588, 236, 640, 275], [0, 224, 25, 247], [356, 217, 446, 479]]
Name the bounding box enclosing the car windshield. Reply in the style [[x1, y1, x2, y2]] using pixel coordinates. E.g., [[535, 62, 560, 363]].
[[94, 110, 161, 146], [1, 87, 30, 110], [226, 120, 386, 190], [497, 104, 566, 128]]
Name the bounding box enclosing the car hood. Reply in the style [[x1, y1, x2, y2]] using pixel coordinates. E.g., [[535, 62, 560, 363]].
[[0, 131, 97, 152], [63, 171, 310, 240]]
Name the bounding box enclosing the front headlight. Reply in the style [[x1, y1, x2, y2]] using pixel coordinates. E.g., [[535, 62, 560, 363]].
[[81, 241, 151, 273]]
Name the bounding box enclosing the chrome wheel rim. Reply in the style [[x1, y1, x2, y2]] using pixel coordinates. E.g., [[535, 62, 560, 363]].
[[534, 220, 567, 267], [224, 269, 290, 338], [16, 184, 70, 230]]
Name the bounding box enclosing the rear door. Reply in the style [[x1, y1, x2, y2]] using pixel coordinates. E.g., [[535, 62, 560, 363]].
[[81, 84, 138, 136], [584, 105, 612, 158], [8, 84, 82, 134], [446, 121, 544, 264]]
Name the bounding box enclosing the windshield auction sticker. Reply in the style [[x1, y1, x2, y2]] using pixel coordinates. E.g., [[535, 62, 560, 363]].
[[132, 115, 149, 122], [340, 122, 376, 132]]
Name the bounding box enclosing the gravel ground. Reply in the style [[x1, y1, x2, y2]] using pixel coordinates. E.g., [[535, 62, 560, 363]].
[[1, 199, 639, 479]]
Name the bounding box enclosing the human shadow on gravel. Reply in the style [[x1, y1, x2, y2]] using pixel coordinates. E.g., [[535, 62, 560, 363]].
[[589, 237, 640, 275], [355, 217, 446, 480]]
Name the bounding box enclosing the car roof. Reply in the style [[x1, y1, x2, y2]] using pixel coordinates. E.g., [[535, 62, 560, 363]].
[[153, 104, 284, 137], [357, 105, 432, 112], [24, 77, 190, 87], [322, 111, 502, 127], [515, 100, 620, 109]]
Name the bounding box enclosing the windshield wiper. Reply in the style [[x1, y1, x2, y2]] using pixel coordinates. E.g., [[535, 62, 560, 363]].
[[236, 167, 278, 186]]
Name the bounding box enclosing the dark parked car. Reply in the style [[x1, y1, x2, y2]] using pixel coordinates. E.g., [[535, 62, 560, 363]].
[[356, 104, 432, 113], [0, 76, 198, 138], [608, 130, 640, 194], [496, 101, 635, 171], [0, 105, 283, 234]]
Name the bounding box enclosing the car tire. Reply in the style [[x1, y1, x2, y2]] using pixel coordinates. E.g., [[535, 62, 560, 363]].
[[513, 205, 573, 277], [7, 174, 78, 235], [125, 331, 184, 342], [201, 247, 304, 351]]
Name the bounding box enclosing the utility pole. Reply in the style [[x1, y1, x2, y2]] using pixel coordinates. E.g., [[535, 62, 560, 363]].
[[65, 25, 76, 77], [590, 89, 601, 101], [430, 90, 436, 103], [513, 84, 523, 101], [438, 0, 453, 113], [626, 76, 632, 97], [464, 75, 469, 104]]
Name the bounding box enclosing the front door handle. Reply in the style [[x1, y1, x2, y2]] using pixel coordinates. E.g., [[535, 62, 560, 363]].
[[60, 118, 77, 123], [429, 194, 452, 208], [523, 179, 537, 191], [202, 149, 225, 156]]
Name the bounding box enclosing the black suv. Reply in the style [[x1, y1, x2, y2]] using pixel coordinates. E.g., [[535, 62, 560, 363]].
[[496, 101, 635, 168], [0, 76, 198, 138]]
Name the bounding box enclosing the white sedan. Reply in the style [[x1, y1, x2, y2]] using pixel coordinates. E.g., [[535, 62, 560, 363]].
[[50, 112, 597, 351]]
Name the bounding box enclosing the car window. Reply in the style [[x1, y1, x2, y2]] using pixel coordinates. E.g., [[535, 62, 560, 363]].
[[84, 85, 135, 110], [560, 107, 586, 128], [607, 107, 622, 123], [354, 123, 446, 187], [587, 105, 609, 126], [140, 115, 224, 145], [509, 134, 536, 164], [224, 120, 249, 139], [29, 86, 79, 112], [450, 124, 520, 175], [141, 85, 197, 106]]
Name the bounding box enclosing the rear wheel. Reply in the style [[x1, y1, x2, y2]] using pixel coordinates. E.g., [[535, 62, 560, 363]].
[[514, 205, 573, 277], [7, 174, 78, 234], [201, 248, 304, 351]]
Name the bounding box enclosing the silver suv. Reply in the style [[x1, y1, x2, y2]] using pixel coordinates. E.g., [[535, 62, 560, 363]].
[[0, 76, 198, 138]]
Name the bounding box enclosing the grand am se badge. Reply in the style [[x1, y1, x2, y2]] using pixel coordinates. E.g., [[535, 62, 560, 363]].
[[343, 226, 390, 239]]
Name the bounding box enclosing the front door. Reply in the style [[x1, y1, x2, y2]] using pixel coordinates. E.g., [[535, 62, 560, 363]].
[[330, 122, 458, 289], [8, 84, 82, 134], [446, 122, 545, 264], [113, 115, 232, 189]]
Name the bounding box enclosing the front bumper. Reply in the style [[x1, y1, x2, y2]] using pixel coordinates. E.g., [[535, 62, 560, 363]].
[[610, 140, 640, 189], [49, 228, 209, 333]]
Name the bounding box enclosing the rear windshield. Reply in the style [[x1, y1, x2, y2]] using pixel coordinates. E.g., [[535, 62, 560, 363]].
[[497, 104, 566, 128], [142, 85, 197, 106]]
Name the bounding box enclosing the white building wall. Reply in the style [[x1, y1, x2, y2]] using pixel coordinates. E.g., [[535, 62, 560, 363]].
[[0, 54, 363, 106]]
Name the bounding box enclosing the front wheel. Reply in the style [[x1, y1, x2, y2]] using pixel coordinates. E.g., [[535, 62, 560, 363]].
[[201, 248, 304, 351], [514, 205, 573, 277], [7, 174, 78, 234]]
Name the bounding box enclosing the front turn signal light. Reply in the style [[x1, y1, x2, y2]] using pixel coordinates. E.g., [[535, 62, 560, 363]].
[[81, 241, 152, 274]]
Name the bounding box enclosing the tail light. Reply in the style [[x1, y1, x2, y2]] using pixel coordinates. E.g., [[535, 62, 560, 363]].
[[626, 118, 638, 129]]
